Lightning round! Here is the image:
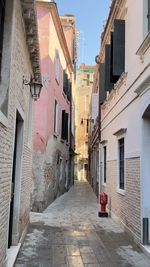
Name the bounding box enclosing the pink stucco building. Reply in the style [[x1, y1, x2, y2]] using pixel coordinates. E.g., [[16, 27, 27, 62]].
[[31, 1, 76, 211]]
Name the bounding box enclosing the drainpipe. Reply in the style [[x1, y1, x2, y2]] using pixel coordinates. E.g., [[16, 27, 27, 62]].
[[98, 64, 102, 202]]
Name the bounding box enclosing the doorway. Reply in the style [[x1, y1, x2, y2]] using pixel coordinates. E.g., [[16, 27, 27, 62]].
[[8, 111, 24, 248], [142, 105, 150, 244]]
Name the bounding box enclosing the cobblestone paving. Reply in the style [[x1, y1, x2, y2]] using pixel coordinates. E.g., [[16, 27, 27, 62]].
[[15, 181, 150, 267]]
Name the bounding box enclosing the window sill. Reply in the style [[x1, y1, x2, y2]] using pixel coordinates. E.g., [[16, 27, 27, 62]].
[[136, 31, 150, 59], [0, 110, 8, 128], [117, 188, 126, 196]]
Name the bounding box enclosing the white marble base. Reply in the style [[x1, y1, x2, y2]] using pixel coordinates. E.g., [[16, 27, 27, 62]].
[[6, 243, 21, 267], [140, 244, 150, 259]]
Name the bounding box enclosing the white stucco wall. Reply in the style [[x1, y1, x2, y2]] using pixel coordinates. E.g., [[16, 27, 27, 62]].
[[100, 0, 150, 242]]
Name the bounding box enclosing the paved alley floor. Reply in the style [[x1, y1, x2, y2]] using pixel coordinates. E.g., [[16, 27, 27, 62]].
[[15, 181, 150, 267]]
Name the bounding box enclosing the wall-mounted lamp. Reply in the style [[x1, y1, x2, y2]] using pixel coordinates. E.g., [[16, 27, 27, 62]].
[[23, 76, 43, 101], [95, 55, 100, 64]]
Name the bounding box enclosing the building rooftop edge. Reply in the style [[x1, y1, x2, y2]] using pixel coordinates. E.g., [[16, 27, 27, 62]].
[[21, 0, 42, 82]]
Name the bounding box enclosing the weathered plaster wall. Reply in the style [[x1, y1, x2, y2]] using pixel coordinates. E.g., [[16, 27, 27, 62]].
[[32, 2, 71, 211], [32, 135, 69, 211]]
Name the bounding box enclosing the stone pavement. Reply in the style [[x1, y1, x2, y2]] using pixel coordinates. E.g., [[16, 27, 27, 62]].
[[15, 181, 150, 267]]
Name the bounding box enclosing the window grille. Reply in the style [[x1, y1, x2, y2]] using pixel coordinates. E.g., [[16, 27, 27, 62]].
[[104, 146, 107, 183], [119, 138, 124, 190]]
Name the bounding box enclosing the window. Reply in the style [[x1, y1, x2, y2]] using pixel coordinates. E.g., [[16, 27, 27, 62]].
[[87, 74, 90, 86], [118, 138, 124, 190], [103, 146, 107, 183], [54, 100, 58, 133], [61, 110, 68, 141], [148, 0, 150, 32], [104, 20, 125, 92], [86, 120, 89, 134], [55, 50, 59, 83], [63, 70, 68, 95], [0, 0, 5, 73]]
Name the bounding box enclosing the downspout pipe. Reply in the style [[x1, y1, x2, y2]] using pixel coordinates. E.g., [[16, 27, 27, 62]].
[[95, 56, 102, 201]]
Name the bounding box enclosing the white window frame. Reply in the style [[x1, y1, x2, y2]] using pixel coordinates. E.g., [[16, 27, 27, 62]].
[[54, 99, 58, 134], [136, 1, 150, 59], [117, 136, 126, 195], [55, 50, 60, 83]]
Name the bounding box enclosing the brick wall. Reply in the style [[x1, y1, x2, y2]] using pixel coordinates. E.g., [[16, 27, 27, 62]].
[[102, 157, 141, 241], [0, 0, 34, 265]]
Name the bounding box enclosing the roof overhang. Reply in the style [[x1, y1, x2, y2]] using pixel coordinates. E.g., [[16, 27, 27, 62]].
[[36, 0, 73, 74], [21, 0, 41, 82]]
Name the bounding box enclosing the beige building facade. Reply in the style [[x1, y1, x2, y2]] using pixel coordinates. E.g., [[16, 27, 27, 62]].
[[75, 64, 95, 181]]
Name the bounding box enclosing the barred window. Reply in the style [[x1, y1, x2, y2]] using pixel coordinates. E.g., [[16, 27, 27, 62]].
[[104, 146, 107, 183], [119, 138, 124, 190]]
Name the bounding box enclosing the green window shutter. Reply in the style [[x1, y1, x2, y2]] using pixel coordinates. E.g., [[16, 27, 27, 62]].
[[67, 81, 71, 102], [110, 31, 119, 83], [99, 63, 106, 104], [104, 44, 114, 91], [64, 112, 68, 141], [113, 19, 125, 76], [63, 70, 68, 95], [61, 110, 65, 140], [61, 110, 68, 141]]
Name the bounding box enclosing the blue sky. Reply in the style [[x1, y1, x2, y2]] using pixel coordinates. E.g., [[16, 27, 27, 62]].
[[56, 0, 111, 66]]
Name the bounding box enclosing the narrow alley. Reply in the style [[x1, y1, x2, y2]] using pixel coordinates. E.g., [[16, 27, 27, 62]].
[[15, 181, 150, 267]]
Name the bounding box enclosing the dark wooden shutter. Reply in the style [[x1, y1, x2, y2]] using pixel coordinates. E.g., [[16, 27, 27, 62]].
[[67, 81, 71, 101], [64, 112, 68, 141], [63, 70, 68, 95], [61, 110, 68, 141], [110, 32, 119, 83], [113, 19, 125, 76], [99, 63, 106, 104], [104, 44, 114, 91], [61, 110, 65, 139]]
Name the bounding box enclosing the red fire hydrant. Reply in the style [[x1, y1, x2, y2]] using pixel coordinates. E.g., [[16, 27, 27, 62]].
[[98, 192, 108, 217]]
